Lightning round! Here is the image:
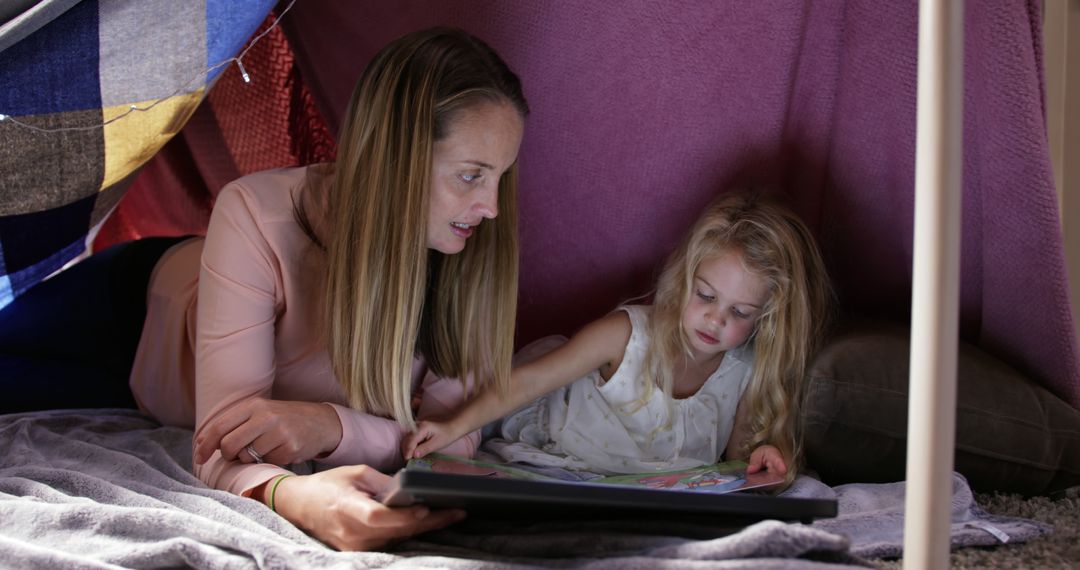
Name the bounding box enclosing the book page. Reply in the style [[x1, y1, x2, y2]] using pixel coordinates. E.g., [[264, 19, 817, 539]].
[[405, 453, 785, 494]]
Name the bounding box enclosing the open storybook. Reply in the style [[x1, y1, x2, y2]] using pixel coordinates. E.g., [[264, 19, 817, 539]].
[[394, 452, 787, 493], [377, 453, 837, 524]]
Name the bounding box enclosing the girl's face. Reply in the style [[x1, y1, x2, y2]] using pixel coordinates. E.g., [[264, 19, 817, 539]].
[[427, 100, 524, 254], [681, 250, 770, 363]]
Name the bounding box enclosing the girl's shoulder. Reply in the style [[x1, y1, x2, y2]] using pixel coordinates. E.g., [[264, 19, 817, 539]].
[[607, 304, 653, 358], [725, 343, 756, 368], [566, 310, 633, 379], [583, 309, 633, 342], [612, 304, 651, 331], [695, 343, 754, 393]]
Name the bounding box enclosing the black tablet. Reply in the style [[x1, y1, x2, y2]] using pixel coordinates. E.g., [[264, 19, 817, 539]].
[[378, 456, 837, 525]]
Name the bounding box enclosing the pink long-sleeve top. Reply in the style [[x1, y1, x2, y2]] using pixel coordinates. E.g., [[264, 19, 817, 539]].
[[129, 166, 479, 495]]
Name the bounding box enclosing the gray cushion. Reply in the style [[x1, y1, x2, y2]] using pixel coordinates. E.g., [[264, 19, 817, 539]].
[[802, 321, 1080, 496]]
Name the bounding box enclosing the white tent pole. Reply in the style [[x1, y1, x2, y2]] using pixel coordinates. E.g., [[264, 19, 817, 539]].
[[903, 0, 963, 568]]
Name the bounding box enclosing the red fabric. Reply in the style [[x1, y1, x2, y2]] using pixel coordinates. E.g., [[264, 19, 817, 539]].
[[93, 9, 335, 251]]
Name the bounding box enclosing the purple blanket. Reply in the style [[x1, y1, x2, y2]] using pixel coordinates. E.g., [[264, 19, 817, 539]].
[[0, 409, 1051, 567], [282, 0, 1079, 407]]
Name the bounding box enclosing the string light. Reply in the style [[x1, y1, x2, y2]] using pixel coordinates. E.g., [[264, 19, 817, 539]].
[[236, 60, 252, 83], [0, 0, 297, 134]]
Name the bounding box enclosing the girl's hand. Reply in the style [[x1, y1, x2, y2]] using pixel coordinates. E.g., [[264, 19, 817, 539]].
[[401, 420, 461, 459], [193, 397, 343, 466], [410, 387, 424, 415], [746, 444, 787, 475], [275, 466, 466, 551]]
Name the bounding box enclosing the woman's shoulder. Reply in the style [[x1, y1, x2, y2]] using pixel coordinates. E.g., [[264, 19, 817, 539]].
[[206, 165, 325, 265], [216, 165, 316, 221], [227, 164, 314, 187]]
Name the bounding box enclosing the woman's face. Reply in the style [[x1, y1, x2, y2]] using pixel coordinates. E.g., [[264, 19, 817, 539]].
[[427, 100, 524, 254]]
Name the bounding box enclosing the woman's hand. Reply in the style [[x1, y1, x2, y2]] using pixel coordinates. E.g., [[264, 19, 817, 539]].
[[193, 397, 343, 466], [401, 419, 463, 459], [275, 465, 465, 551], [745, 444, 787, 475]]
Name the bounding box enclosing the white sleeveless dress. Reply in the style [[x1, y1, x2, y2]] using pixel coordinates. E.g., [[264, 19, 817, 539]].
[[488, 305, 754, 474]]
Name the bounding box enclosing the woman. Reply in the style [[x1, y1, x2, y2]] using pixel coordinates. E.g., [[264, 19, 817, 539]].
[[0, 27, 528, 550]]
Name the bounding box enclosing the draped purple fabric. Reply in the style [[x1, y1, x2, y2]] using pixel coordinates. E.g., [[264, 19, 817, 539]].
[[278, 0, 1078, 407]]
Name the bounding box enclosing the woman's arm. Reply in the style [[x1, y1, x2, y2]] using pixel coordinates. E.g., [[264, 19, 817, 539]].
[[195, 366, 459, 473], [402, 311, 632, 459], [270, 465, 465, 551], [194, 398, 342, 465], [236, 466, 464, 550], [190, 181, 466, 550], [192, 182, 342, 492]]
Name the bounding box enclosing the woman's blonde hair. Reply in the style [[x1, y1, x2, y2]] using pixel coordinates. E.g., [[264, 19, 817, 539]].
[[298, 28, 528, 428], [644, 191, 832, 480]]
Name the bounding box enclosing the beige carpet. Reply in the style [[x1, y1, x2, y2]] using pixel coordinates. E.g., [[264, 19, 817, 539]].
[[876, 489, 1080, 568]]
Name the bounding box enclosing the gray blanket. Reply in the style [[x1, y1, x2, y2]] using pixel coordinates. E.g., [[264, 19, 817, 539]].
[[0, 410, 1051, 569]]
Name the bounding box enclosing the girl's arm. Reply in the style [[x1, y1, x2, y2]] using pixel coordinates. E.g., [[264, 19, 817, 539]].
[[315, 365, 483, 470], [725, 398, 752, 462], [411, 369, 482, 459], [725, 398, 787, 475], [402, 311, 632, 459]]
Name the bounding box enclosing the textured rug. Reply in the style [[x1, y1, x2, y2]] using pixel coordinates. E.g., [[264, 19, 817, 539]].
[[876, 488, 1080, 568]]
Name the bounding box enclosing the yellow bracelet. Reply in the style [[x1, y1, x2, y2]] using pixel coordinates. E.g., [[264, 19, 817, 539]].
[[268, 474, 292, 513]]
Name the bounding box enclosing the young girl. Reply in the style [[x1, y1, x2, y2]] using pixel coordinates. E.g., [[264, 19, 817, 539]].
[[403, 191, 832, 482]]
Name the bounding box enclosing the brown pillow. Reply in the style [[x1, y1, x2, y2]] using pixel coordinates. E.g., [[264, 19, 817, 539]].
[[802, 321, 1080, 496]]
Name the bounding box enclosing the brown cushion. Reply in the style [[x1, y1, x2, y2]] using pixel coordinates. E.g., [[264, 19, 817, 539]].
[[802, 321, 1080, 496]]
